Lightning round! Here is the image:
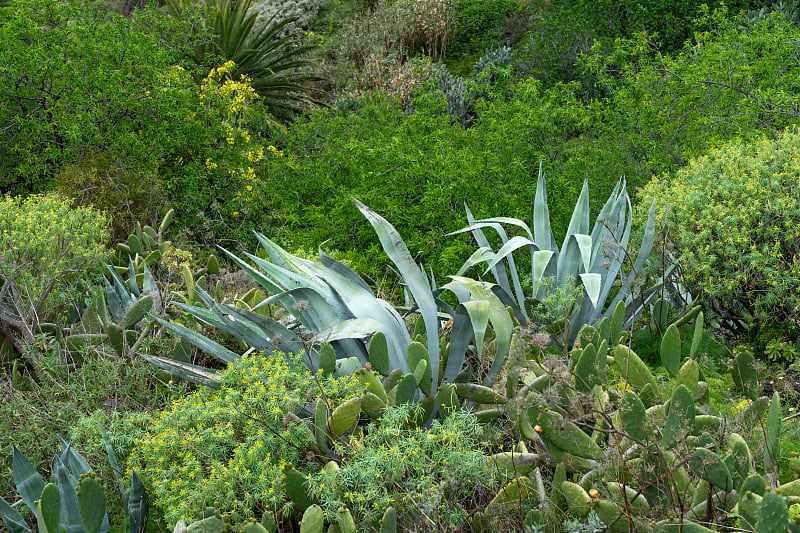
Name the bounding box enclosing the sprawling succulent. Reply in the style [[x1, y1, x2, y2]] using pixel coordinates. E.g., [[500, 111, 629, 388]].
[[146, 199, 513, 426], [450, 165, 665, 347]]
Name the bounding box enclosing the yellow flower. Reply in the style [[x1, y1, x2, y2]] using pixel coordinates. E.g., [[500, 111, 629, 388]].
[[205, 158, 218, 170], [232, 211, 239, 217]]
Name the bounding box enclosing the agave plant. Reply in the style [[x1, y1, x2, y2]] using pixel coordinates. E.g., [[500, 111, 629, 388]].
[[169, 0, 320, 122], [450, 165, 665, 347], [145, 200, 513, 418]]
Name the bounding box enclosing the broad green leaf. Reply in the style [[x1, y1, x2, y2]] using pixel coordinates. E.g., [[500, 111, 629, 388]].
[[354, 199, 439, 381]]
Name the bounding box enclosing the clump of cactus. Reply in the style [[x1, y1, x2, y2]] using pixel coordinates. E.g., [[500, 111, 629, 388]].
[[462, 306, 799, 533]]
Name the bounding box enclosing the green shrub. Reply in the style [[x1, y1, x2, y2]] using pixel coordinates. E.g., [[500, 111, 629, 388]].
[[309, 405, 496, 529], [639, 129, 800, 342], [0, 0, 204, 191], [125, 352, 361, 527], [0, 194, 109, 361], [55, 151, 167, 241], [571, 0, 755, 51], [445, 0, 522, 75], [0, 351, 186, 506]]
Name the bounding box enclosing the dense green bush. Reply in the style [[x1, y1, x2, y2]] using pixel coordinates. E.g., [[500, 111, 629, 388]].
[[309, 406, 496, 529], [640, 129, 800, 341], [0, 0, 204, 191], [571, 0, 756, 51], [580, 8, 800, 172], [126, 352, 361, 526]]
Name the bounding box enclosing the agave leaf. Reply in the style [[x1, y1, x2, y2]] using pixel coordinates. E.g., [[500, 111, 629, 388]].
[[354, 199, 438, 380], [96, 422, 126, 505], [0, 494, 29, 533], [563, 178, 591, 242], [531, 249, 555, 298], [313, 318, 385, 344], [51, 455, 82, 533], [603, 198, 658, 320], [483, 236, 538, 274], [533, 163, 558, 254], [152, 316, 240, 364], [462, 206, 513, 296], [128, 258, 140, 299], [558, 234, 591, 286], [12, 446, 45, 513], [445, 304, 475, 383], [139, 354, 221, 388], [579, 273, 602, 309], [318, 248, 374, 295], [445, 277, 513, 386], [57, 438, 92, 479], [460, 300, 490, 361], [453, 247, 496, 277], [461, 206, 527, 315], [127, 472, 148, 533]]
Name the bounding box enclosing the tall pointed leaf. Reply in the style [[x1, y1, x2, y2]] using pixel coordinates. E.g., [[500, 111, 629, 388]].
[[12, 446, 44, 513], [354, 199, 439, 381]]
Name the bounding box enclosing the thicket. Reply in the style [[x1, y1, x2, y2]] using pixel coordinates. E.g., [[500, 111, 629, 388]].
[[641, 129, 800, 343], [4, 0, 800, 531]]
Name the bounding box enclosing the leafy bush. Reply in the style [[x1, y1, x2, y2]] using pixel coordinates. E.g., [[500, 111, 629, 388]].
[[0, 195, 109, 362], [309, 405, 496, 529], [55, 152, 167, 241], [445, 0, 523, 74], [0, 0, 204, 191], [639, 129, 800, 341], [580, 8, 800, 173], [571, 0, 756, 51], [125, 352, 361, 526]]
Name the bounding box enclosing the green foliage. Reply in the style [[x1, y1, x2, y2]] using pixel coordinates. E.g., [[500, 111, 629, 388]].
[[0, 352, 186, 511], [0, 195, 110, 366], [640, 129, 800, 342], [571, 0, 756, 51], [308, 405, 496, 529], [55, 152, 167, 241], [0, 0, 204, 191], [126, 352, 361, 526], [583, 9, 800, 177], [445, 0, 522, 74]]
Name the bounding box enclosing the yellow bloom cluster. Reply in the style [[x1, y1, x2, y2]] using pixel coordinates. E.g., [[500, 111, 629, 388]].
[[126, 351, 361, 527]]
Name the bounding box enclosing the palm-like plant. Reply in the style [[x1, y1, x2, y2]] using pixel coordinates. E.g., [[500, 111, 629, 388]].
[[170, 0, 321, 122]]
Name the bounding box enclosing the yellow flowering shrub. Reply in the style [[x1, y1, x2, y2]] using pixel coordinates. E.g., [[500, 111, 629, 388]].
[[125, 351, 361, 527], [158, 61, 282, 245], [0, 194, 109, 314], [639, 129, 800, 343]]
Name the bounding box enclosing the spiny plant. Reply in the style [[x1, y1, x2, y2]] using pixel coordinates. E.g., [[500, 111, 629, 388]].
[[450, 164, 666, 348], [145, 198, 514, 425], [459, 308, 799, 533], [0, 436, 148, 533]]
